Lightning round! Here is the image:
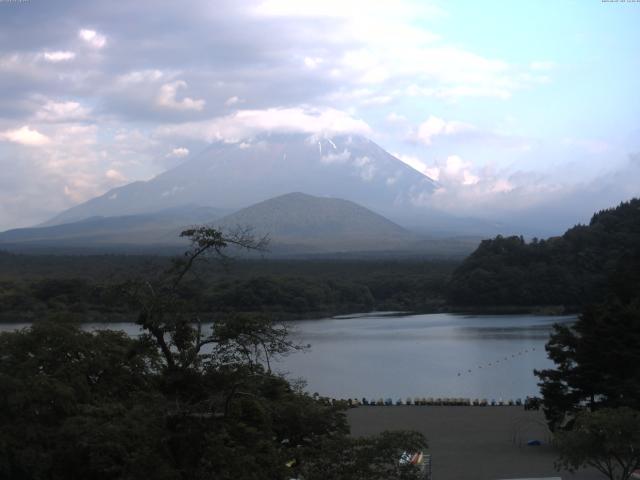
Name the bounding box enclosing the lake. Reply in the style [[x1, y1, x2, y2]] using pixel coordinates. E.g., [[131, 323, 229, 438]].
[[0, 313, 573, 400], [282, 313, 574, 401]]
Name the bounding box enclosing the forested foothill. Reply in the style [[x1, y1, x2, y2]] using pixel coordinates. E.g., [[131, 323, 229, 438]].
[[521, 200, 640, 480], [448, 198, 640, 310], [533, 230, 640, 419], [439, 199, 640, 478]]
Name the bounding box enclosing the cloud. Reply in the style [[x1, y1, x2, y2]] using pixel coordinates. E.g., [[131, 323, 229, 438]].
[[0, 118, 168, 230], [339, 43, 516, 99], [252, 0, 443, 19], [35, 100, 90, 122], [105, 168, 127, 183], [483, 155, 640, 235], [395, 152, 482, 186], [250, 0, 525, 102], [117, 69, 166, 85], [63, 172, 102, 203], [444, 155, 479, 185], [303, 56, 323, 69], [414, 116, 477, 145], [0, 123, 112, 226], [0, 0, 632, 232], [224, 96, 242, 106], [0, 1, 539, 125], [321, 149, 351, 164], [406, 115, 533, 152], [157, 106, 371, 142], [156, 81, 205, 111], [490, 178, 514, 193], [78, 29, 107, 49], [42, 51, 76, 62], [0, 125, 50, 146], [319, 147, 377, 180], [167, 147, 189, 158], [393, 152, 430, 176], [354, 155, 376, 181], [396, 151, 639, 236], [430, 85, 512, 100], [386, 112, 407, 123], [562, 137, 611, 155], [395, 151, 522, 210]]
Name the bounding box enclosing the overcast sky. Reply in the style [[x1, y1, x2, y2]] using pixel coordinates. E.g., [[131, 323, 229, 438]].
[[0, 0, 639, 231]]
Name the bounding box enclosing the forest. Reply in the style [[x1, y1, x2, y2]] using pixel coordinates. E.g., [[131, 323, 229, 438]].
[[0, 228, 428, 479], [2, 199, 640, 323], [447, 199, 640, 309], [0, 253, 454, 322]]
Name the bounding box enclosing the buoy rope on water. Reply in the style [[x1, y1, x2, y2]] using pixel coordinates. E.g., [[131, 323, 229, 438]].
[[454, 346, 540, 378]]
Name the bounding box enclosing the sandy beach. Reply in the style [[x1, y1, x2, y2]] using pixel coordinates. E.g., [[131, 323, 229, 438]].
[[347, 406, 603, 480]]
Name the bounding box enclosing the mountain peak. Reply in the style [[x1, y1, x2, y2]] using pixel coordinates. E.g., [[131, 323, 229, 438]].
[[44, 134, 437, 227], [216, 192, 415, 252]]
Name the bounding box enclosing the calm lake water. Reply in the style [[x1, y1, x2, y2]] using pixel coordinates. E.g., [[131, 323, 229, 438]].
[[281, 313, 574, 400], [0, 313, 574, 400]]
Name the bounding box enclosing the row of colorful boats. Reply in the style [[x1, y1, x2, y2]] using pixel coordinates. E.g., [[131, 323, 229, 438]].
[[312, 396, 542, 408]]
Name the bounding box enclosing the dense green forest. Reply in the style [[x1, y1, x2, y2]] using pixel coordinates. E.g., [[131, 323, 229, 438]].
[[3, 198, 640, 320], [529, 208, 640, 478], [535, 244, 640, 427], [448, 198, 640, 308], [0, 252, 455, 322], [0, 228, 427, 480]]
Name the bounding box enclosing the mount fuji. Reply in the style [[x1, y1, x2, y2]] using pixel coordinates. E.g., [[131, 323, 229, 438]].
[[0, 134, 502, 255], [44, 133, 438, 227]]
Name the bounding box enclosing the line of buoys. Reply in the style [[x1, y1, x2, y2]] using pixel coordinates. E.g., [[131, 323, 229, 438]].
[[455, 346, 539, 377]]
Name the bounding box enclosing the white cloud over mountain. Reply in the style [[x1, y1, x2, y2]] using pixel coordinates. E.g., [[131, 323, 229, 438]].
[[414, 116, 477, 146], [0, 0, 637, 231], [157, 107, 371, 143]]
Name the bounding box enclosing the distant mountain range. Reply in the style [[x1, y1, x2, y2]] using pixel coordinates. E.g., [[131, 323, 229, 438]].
[[0, 133, 509, 255], [44, 133, 438, 228], [0, 192, 480, 256], [0, 205, 225, 249]]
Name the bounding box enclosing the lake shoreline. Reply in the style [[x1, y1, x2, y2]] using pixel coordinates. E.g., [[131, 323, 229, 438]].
[[0, 304, 579, 324]]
